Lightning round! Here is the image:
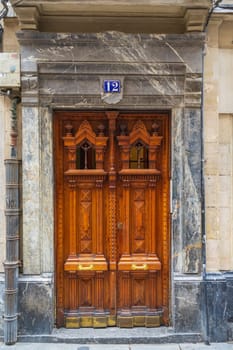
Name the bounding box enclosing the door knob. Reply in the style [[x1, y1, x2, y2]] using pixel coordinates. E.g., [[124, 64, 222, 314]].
[[117, 222, 123, 229]]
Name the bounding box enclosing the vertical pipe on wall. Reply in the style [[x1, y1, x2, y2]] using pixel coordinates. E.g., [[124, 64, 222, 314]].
[[201, 38, 210, 347], [3, 96, 21, 345]]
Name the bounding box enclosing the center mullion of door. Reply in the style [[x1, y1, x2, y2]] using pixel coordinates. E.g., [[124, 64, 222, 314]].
[[105, 111, 119, 325]]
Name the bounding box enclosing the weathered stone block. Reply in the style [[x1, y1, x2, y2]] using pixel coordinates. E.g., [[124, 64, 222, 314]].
[[206, 275, 228, 342], [174, 280, 202, 333], [18, 277, 54, 335]]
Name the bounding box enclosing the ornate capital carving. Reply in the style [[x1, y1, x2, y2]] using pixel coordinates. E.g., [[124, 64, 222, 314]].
[[22, 75, 38, 91], [66, 176, 77, 189]]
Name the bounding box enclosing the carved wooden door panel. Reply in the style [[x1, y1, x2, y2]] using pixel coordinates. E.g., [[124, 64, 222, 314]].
[[54, 111, 170, 328]]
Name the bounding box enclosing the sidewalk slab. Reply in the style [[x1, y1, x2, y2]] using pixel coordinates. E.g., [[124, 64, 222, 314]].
[[132, 345, 233, 350], [180, 344, 233, 349], [1, 345, 129, 350], [0, 343, 233, 350], [131, 345, 180, 349]]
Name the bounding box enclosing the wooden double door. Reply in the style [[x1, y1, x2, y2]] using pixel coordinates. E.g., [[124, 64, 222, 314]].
[[54, 111, 170, 328]]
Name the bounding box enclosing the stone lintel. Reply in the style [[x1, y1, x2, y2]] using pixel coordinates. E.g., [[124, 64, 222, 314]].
[[16, 31, 206, 47]]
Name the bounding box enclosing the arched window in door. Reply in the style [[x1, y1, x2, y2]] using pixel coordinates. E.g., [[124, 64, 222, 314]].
[[63, 120, 108, 171], [117, 120, 162, 171]]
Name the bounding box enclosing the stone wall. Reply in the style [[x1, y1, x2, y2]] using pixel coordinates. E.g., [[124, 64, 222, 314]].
[[205, 16, 233, 273], [204, 14, 233, 341]]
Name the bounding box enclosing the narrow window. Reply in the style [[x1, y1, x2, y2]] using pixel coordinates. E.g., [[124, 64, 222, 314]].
[[76, 140, 96, 169], [130, 141, 148, 169]]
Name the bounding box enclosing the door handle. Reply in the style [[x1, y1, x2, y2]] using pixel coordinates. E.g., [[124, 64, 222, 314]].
[[78, 264, 93, 271], [131, 264, 148, 270]]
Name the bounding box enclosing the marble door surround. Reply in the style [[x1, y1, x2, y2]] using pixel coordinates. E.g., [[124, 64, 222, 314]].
[[17, 31, 204, 336]]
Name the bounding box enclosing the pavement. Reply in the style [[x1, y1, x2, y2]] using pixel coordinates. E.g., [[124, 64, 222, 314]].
[[1, 343, 233, 350]]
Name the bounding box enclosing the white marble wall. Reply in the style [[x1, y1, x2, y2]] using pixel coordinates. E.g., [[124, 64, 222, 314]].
[[40, 107, 54, 273], [22, 107, 41, 274], [22, 106, 54, 274]]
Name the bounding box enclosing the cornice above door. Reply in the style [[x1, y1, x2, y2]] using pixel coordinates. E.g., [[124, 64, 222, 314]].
[[11, 1, 210, 33]]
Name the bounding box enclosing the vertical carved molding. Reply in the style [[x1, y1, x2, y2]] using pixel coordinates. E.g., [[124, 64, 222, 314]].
[[69, 272, 77, 312], [68, 179, 77, 258], [109, 271, 116, 318], [106, 111, 118, 268], [149, 185, 156, 255], [55, 117, 65, 325], [106, 111, 118, 318], [161, 118, 170, 324], [96, 185, 103, 255], [162, 180, 169, 323], [64, 122, 76, 170], [122, 272, 131, 313], [149, 271, 157, 310], [95, 272, 104, 312], [79, 188, 92, 254], [123, 183, 130, 255], [107, 112, 117, 173]]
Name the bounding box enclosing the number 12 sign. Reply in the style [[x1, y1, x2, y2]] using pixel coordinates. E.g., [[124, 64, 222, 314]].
[[103, 80, 121, 93]]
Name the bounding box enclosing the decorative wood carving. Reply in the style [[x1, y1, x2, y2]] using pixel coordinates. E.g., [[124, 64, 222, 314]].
[[117, 120, 163, 171], [63, 119, 108, 171], [54, 111, 170, 328]]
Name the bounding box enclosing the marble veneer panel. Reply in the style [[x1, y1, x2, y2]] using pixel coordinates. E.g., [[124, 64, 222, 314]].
[[172, 108, 202, 274], [21, 107, 54, 275], [18, 276, 54, 335], [17, 32, 204, 72], [206, 274, 228, 342], [183, 108, 202, 273], [40, 107, 54, 273], [172, 108, 184, 273], [22, 107, 41, 274], [173, 279, 202, 333]]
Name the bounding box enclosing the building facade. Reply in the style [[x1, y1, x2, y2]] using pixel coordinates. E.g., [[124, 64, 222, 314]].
[[0, 0, 233, 344]]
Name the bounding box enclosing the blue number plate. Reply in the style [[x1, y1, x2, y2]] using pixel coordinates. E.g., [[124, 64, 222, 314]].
[[103, 80, 121, 93]]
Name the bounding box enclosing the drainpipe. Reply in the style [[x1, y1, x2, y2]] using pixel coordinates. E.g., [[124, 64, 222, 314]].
[[3, 95, 21, 345]]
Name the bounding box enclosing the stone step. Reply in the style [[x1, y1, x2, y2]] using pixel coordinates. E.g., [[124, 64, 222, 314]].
[[17, 327, 202, 344]]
